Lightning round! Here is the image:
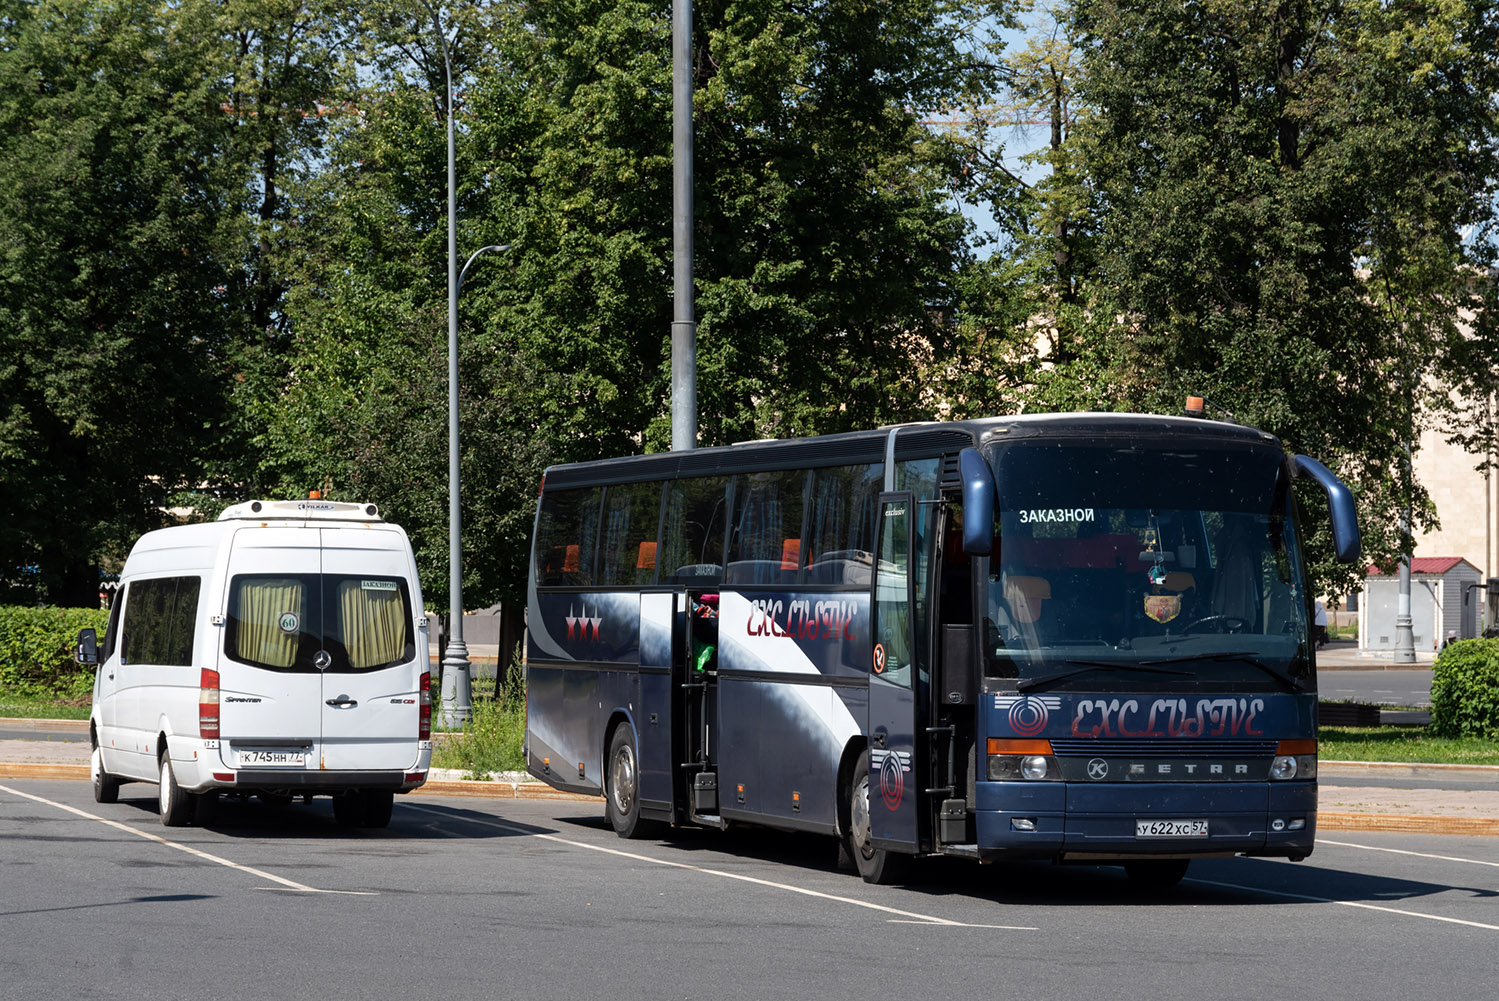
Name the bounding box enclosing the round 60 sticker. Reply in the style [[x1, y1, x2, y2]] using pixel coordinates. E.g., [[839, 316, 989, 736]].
[[872, 643, 887, 674], [278, 611, 300, 635]]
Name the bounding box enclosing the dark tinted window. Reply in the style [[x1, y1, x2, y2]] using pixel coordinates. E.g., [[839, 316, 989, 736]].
[[727, 470, 809, 585], [660, 476, 731, 584], [534, 487, 604, 586], [805, 463, 881, 586], [599, 481, 663, 586], [121, 576, 201, 667]]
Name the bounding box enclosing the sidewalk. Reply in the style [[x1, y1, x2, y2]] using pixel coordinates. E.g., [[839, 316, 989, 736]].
[[1, 719, 1493, 835], [1316, 639, 1437, 669]]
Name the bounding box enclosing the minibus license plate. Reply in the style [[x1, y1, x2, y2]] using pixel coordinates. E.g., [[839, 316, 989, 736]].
[[1136, 819, 1208, 838], [238, 749, 307, 767]]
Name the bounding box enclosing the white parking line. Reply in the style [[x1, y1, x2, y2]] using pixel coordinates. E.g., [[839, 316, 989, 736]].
[[1319, 838, 1499, 870], [0, 783, 372, 895], [404, 803, 1035, 930], [1188, 877, 1499, 931]]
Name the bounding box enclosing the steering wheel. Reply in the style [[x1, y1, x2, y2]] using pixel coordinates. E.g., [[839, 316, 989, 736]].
[[1180, 614, 1248, 635]]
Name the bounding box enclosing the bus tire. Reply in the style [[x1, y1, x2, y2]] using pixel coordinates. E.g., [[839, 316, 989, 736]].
[[844, 751, 908, 885], [605, 725, 662, 839], [1123, 858, 1190, 889]]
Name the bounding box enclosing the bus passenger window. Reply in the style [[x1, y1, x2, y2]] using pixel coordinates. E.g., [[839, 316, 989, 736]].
[[534, 487, 603, 587], [661, 476, 731, 584]]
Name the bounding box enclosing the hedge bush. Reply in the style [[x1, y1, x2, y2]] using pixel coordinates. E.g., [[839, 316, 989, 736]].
[[1428, 638, 1499, 739], [0, 605, 107, 702]]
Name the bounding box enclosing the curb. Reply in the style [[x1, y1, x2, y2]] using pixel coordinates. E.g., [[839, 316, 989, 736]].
[[1319, 812, 1499, 836], [0, 762, 601, 803]]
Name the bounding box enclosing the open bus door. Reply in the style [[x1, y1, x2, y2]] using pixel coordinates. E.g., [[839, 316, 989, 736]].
[[868, 492, 920, 859]]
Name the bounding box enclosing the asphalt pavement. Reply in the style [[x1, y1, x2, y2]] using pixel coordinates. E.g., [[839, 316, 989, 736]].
[[4, 715, 1494, 836]]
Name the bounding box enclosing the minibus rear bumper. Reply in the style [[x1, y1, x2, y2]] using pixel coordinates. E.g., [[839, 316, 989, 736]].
[[972, 780, 1317, 860]]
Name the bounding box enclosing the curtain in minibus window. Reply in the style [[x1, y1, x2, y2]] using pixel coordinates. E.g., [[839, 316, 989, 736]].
[[235, 578, 306, 669], [338, 579, 409, 669]]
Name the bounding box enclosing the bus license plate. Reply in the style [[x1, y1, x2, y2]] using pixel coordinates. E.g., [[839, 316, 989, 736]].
[[238, 749, 306, 767], [1136, 819, 1208, 838]]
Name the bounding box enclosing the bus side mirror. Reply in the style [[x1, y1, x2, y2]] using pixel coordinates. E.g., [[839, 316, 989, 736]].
[[75, 628, 99, 666], [960, 448, 995, 556], [1293, 455, 1361, 564]]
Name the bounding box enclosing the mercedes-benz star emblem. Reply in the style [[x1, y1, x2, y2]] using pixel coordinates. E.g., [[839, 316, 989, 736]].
[[314, 650, 332, 671], [1086, 757, 1109, 780]]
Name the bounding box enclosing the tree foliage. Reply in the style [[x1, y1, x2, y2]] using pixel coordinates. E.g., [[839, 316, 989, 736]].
[[1025, 0, 1499, 595]]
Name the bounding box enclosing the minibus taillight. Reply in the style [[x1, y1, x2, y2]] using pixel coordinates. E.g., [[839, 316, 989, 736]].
[[200, 668, 221, 739], [419, 671, 432, 740]]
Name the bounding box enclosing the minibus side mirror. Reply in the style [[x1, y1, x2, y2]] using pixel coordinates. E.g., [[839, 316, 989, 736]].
[[75, 628, 99, 666], [959, 448, 996, 557], [1293, 455, 1362, 564]]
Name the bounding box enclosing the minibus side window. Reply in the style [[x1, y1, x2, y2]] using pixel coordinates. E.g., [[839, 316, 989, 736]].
[[120, 576, 201, 667]]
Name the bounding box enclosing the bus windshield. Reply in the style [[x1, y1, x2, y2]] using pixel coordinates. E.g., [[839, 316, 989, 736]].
[[982, 440, 1312, 693]]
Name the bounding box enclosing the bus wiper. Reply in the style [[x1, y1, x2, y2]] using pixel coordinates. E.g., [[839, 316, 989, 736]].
[[1016, 660, 1192, 692], [1140, 652, 1309, 693]]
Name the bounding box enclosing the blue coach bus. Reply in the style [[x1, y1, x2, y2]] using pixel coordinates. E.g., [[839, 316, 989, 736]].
[[522, 409, 1360, 886]]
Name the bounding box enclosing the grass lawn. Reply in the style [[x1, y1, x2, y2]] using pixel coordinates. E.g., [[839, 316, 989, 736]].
[[1318, 725, 1499, 766], [0, 693, 89, 721]]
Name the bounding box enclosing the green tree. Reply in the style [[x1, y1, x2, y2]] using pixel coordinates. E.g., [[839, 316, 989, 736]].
[[0, 0, 255, 604], [1043, 0, 1499, 594]]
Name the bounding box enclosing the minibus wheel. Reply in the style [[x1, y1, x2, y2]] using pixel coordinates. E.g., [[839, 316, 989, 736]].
[[361, 790, 394, 828], [158, 750, 192, 828], [844, 751, 908, 885], [91, 746, 120, 804]]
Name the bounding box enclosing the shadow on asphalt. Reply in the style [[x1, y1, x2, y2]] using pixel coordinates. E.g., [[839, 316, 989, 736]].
[[551, 811, 1498, 908]]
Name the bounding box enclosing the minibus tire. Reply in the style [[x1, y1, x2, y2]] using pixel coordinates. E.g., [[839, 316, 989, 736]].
[[333, 792, 362, 828], [91, 746, 120, 804], [605, 725, 663, 839], [158, 750, 192, 828], [362, 790, 394, 828], [845, 752, 908, 885], [193, 790, 219, 827]]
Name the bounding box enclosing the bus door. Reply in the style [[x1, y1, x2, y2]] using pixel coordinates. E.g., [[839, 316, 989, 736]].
[[869, 492, 919, 853]]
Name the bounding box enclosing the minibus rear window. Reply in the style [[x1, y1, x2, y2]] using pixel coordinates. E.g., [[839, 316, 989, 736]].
[[225, 574, 415, 673]]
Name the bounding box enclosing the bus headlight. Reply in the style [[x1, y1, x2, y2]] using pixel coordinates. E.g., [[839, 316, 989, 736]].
[[1271, 740, 1317, 781], [986, 739, 1061, 781]]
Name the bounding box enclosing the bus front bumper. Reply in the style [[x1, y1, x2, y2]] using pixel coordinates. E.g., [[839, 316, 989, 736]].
[[973, 780, 1317, 861]]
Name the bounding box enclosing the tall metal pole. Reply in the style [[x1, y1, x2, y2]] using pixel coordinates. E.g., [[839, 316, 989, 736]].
[[425, 2, 471, 725], [1394, 444, 1416, 663], [671, 0, 697, 452]]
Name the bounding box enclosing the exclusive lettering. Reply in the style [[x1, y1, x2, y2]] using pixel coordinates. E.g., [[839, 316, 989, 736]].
[[1073, 696, 1271, 739]]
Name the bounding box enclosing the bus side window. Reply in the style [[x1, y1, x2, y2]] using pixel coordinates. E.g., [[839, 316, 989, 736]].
[[805, 462, 881, 586], [535, 487, 604, 587], [661, 476, 731, 584], [599, 481, 664, 587], [726, 469, 808, 586]]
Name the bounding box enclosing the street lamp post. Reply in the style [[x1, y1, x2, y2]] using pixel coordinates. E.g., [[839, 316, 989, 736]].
[[421, 3, 511, 726]]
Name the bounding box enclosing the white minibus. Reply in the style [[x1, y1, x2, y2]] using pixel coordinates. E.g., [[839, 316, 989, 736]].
[[76, 498, 432, 827]]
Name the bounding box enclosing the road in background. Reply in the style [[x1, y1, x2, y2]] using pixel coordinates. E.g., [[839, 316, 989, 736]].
[[3, 779, 1495, 1001]]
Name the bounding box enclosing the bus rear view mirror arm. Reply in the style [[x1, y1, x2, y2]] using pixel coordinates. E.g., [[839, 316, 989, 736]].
[[960, 448, 996, 556], [1293, 455, 1361, 564]]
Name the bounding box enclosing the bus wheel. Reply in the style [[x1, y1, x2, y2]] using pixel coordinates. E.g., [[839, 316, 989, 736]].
[[606, 725, 662, 839], [844, 752, 908, 885], [1123, 859, 1190, 889]]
